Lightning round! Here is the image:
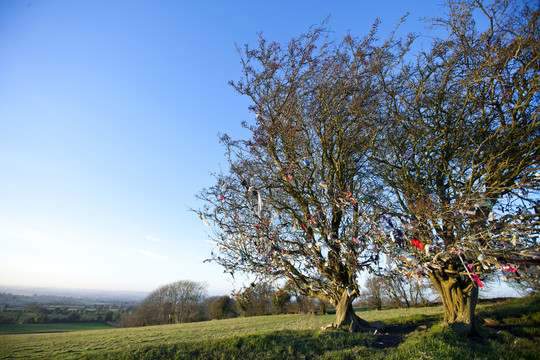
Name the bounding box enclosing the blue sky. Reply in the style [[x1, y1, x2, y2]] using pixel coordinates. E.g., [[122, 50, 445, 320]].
[[0, 0, 517, 297]]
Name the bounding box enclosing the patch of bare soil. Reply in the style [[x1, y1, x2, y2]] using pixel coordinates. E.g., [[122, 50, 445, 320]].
[[369, 322, 434, 348]]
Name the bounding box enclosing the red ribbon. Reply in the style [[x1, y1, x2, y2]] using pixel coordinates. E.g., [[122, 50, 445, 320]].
[[468, 264, 484, 288], [345, 192, 357, 208], [502, 265, 518, 273], [411, 238, 424, 251]]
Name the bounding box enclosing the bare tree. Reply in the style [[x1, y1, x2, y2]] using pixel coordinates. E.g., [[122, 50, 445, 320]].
[[369, 0, 539, 334], [167, 280, 208, 323], [123, 280, 207, 326], [381, 272, 432, 308], [198, 23, 389, 331], [360, 276, 385, 310]]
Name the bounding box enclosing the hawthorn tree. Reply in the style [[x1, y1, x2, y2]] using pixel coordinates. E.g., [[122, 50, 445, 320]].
[[198, 24, 390, 331], [368, 0, 539, 334]]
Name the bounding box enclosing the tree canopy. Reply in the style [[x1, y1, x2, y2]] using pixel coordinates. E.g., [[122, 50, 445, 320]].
[[367, 0, 539, 333], [127, 280, 207, 326], [198, 21, 390, 330]]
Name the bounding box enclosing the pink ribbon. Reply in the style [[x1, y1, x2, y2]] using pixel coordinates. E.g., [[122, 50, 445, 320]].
[[468, 264, 484, 288]]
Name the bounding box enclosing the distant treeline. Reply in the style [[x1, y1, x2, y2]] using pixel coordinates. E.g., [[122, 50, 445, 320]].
[[118, 280, 327, 327], [0, 303, 135, 325]]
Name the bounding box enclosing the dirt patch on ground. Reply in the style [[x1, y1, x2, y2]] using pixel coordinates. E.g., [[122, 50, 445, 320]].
[[367, 322, 434, 348]]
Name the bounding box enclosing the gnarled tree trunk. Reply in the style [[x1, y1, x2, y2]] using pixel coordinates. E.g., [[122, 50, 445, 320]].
[[428, 266, 480, 336], [331, 289, 371, 332]]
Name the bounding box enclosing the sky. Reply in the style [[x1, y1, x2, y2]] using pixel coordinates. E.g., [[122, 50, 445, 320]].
[[0, 0, 519, 298]]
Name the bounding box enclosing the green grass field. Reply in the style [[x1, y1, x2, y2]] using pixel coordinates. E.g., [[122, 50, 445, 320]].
[[0, 322, 112, 335], [0, 296, 538, 359]]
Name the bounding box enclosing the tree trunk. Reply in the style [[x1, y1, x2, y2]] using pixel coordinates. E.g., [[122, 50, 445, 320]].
[[428, 266, 480, 336], [331, 290, 371, 332]]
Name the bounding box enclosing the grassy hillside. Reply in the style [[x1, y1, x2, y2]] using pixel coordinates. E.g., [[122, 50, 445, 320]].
[[0, 322, 112, 335], [0, 296, 538, 359]]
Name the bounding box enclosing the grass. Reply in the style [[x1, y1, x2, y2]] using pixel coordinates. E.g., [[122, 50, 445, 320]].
[[0, 323, 112, 335], [0, 295, 537, 359], [79, 330, 376, 360]]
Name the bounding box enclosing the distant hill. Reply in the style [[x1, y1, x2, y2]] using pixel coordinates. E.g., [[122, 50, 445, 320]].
[[0, 285, 147, 305]]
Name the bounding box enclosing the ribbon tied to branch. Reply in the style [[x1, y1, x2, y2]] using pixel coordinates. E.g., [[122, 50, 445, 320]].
[[411, 238, 424, 251]]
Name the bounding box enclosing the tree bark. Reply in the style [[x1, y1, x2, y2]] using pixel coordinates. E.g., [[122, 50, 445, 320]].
[[331, 290, 371, 332], [428, 266, 481, 336]]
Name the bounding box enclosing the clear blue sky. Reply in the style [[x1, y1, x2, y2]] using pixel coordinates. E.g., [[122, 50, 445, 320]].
[[0, 0, 516, 297]]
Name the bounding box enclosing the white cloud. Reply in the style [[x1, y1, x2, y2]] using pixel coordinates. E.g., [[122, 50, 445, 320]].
[[138, 249, 168, 261], [145, 235, 161, 243]]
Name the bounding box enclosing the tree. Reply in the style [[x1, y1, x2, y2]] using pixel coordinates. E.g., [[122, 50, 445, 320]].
[[198, 23, 388, 331], [234, 281, 275, 317], [272, 284, 292, 314], [381, 272, 433, 308], [125, 280, 207, 326], [288, 292, 319, 314], [368, 0, 539, 334], [360, 276, 385, 310], [24, 302, 42, 314], [209, 296, 237, 319], [166, 280, 208, 323]]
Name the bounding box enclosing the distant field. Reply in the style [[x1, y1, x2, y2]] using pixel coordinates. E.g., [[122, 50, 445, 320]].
[[0, 297, 537, 360], [0, 322, 112, 335]]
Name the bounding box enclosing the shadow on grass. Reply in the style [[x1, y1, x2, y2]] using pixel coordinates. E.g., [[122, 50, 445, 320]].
[[79, 315, 445, 359], [480, 294, 539, 321], [478, 294, 540, 341], [80, 329, 377, 360]]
